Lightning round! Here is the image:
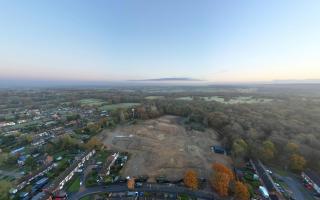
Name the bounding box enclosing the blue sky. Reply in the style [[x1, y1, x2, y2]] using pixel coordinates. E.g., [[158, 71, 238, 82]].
[[0, 0, 320, 83]]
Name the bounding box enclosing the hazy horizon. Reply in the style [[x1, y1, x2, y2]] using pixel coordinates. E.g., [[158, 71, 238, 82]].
[[1, 0, 320, 84], [2, 77, 320, 89]]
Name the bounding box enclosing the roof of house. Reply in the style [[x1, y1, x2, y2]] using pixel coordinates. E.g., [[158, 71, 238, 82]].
[[305, 169, 320, 186], [18, 155, 27, 161], [213, 146, 225, 150], [31, 192, 46, 200], [211, 146, 226, 152]]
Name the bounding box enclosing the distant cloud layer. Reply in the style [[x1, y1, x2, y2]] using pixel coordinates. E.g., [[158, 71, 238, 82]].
[[129, 77, 203, 82]]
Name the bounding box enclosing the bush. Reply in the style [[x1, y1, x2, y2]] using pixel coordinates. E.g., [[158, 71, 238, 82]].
[[85, 171, 99, 187]]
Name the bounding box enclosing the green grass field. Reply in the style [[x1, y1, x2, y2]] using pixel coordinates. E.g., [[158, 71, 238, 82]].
[[66, 176, 80, 193], [80, 196, 91, 200], [201, 96, 273, 104], [99, 103, 140, 111], [175, 96, 193, 101], [145, 96, 165, 100], [80, 195, 91, 200], [95, 150, 110, 163], [175, 96, 273, 104], [79, 98, 106, 106]]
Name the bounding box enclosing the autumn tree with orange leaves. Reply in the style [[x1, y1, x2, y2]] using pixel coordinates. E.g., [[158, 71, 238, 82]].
[[211, 163, 234, 197], [127, 178, 135, 190], [234, 181, 250, 200], [184, 169, 199, 190]]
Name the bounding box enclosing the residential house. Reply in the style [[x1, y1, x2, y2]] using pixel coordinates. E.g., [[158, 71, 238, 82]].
[[17, 155, 28, 166]]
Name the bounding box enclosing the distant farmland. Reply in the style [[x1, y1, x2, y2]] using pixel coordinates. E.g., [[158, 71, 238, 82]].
[[79, 98, 106, 106], [99, 103, 140, 111], [175, 96, 273, 104], [145, 96, 165, 100]]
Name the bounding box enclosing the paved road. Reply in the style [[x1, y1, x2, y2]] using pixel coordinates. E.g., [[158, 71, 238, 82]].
[[282, 176, 315, 200], [79, 164, 95, 192], [70, 183, 216, 200]]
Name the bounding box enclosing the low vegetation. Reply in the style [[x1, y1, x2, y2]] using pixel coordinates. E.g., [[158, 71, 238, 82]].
[[66, 176, 81, 193], [99, 103, 140, 111]]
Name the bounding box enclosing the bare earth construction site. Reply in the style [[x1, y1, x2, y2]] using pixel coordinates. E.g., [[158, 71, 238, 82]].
[[102, 115, 232, 181]]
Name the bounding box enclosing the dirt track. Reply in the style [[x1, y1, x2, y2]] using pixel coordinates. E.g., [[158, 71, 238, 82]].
[[101, 115, 232, 181]]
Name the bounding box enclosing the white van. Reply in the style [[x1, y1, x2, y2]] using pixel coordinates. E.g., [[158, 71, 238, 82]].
[[259, 186, 269, 198]]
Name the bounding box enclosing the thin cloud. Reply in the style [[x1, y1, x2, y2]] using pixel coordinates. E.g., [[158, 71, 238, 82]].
[[128, 77, 204, 82]]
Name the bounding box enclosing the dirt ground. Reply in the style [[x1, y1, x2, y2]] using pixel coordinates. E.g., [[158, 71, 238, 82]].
[[101, 115, 232, 181]]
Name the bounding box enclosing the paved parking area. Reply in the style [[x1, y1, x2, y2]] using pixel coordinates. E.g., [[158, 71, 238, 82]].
[[282, 176, 315, 200]]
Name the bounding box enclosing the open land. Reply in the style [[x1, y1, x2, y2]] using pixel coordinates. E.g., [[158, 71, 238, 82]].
[[79, 98, 106, 106], [99, 103, 141, 111], [176, 96, 273, 104], [101, 115, 232, 181]]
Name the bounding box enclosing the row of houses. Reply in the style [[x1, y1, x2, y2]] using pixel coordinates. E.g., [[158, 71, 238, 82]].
[[0, 121, 16, 127], [104, 152, 119, 176], [11, 162, 56, 194], [58, 149, 96, 190], [44, 149, 96, 195], [11, 150, 95, 199]]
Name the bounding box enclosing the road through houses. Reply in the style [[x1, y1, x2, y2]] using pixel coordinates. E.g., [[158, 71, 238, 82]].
[[70, 183, 216, 200]]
